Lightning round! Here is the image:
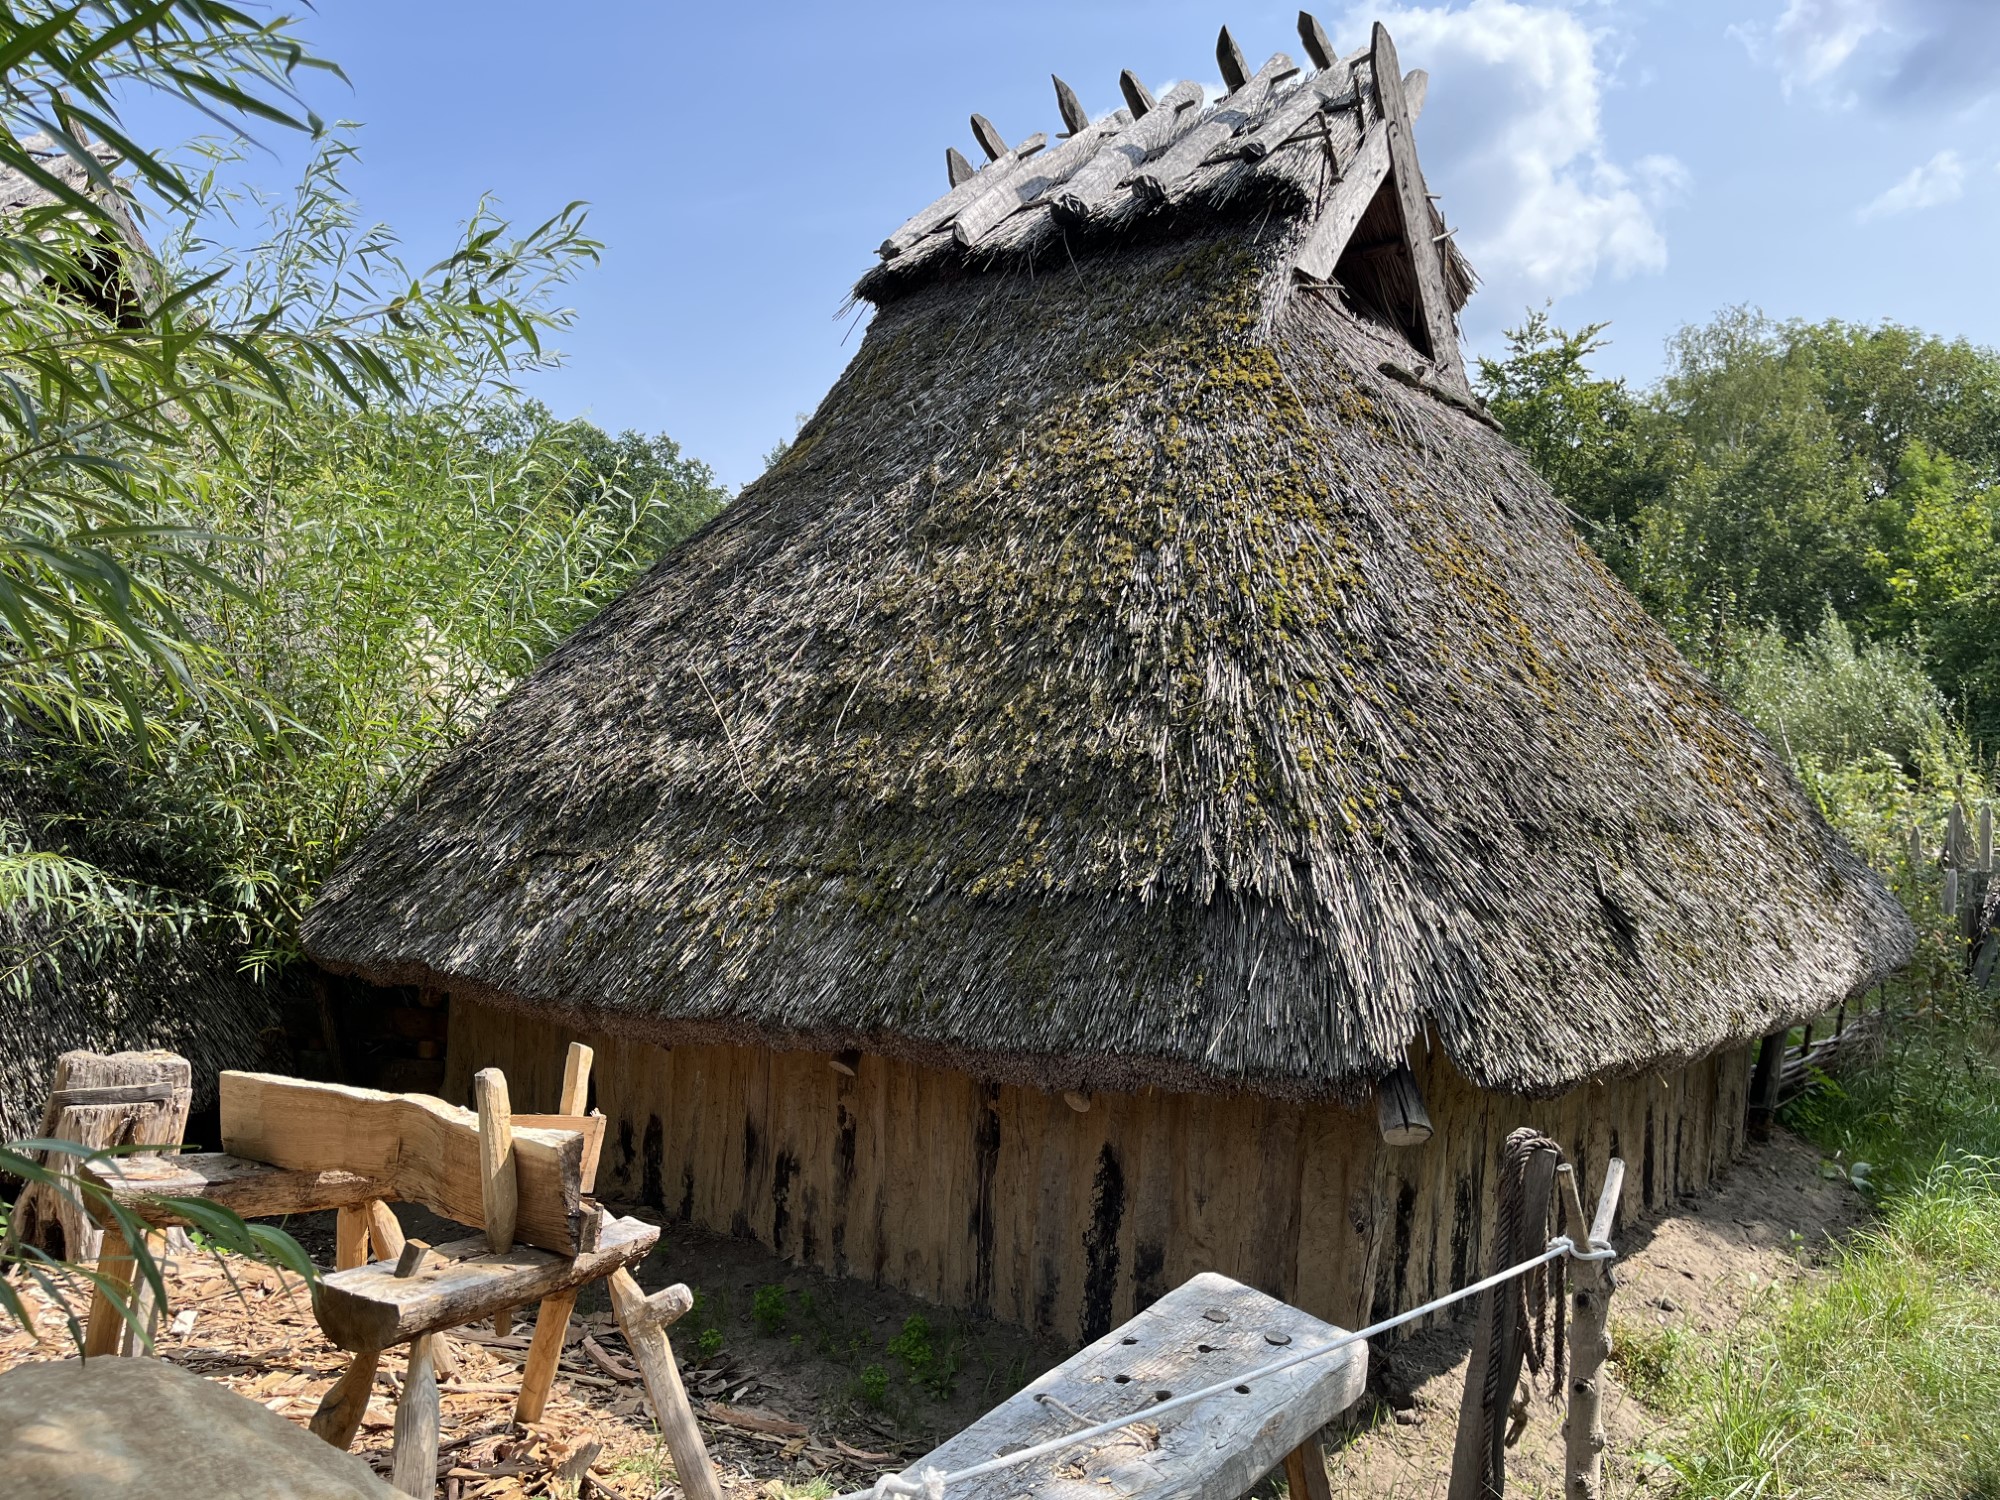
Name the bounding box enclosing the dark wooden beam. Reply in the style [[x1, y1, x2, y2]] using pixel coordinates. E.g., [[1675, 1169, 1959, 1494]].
[[1119, 68, 1156, 118], [1052, 74, 1090, 136], [970, 112, 1007, 162], [1297, 10, 1337, 70], [1369, 23, 1465, 389], [945, 147, 974, 187], [1217, 26, 1251, 93]]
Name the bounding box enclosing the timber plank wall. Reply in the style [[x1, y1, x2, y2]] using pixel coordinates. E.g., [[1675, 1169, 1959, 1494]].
[[446, 998, 1748, 1346]]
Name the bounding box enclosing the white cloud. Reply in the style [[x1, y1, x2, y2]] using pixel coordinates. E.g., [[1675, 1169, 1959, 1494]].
[[1349, 2, 1685, 302], [1857, 148, 1967, 218], [1735, 0, 2000, 110], [1734, 0, 1890, 99]]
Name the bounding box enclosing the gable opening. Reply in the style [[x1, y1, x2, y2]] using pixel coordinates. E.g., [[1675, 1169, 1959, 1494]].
[[1330, 173, 1437, 362]]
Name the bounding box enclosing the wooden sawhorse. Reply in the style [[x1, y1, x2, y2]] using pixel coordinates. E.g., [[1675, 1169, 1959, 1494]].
[[79, 1045, 719, 1500]]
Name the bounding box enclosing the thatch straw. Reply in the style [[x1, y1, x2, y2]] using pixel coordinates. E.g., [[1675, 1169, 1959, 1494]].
[[305, 185, 1911, 1100]]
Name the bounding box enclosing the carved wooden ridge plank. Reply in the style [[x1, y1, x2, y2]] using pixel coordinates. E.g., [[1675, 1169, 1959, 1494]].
[[219, 1072, 586, 1254], [1288, 66, 1430, 286], [1370, 23, 1464, 387], [893, 1271, 1367, 1500]]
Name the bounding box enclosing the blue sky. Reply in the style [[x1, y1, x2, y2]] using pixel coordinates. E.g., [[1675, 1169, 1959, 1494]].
[[126, 1, 2000, 489]]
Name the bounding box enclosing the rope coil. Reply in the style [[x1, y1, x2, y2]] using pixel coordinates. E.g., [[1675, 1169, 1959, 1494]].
[[839, 1231, 1612, 1500]]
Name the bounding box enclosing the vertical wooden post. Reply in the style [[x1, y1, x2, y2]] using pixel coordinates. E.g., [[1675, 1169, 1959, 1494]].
[[1283, 1430, 1335, 1500], [1558, 1159, 1625, 1500], [473, 1069, 517, 1253], [1747, 1031, 1785, 1139], [515, 1041, 596, 1425], [389, 1240, 439, 1498], [335, 1205, 373, 1271], [609, 1269, 720, 1500], [82, 1225, 141, 1358]]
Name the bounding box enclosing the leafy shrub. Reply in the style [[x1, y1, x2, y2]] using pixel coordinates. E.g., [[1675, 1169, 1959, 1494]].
[[752, 1282, 790, 1336]]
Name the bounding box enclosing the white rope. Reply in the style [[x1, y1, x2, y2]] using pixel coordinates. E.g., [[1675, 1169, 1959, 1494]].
[[838, 1233, 1614, 1500]]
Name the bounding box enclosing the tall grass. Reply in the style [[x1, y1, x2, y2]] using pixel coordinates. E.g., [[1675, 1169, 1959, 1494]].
[[1642, 1157, 2000, 1500]]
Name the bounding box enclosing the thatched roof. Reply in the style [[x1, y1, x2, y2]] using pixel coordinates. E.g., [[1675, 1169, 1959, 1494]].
[[0, 131, 155, 322], [304, 21, 1912, 1101]]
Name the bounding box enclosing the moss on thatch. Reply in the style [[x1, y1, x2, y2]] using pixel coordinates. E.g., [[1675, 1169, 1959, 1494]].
[[304, 215, 1910, 1101]]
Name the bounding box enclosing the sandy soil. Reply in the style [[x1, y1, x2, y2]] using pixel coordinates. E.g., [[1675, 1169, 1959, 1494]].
[[0, 1127, 1863, 1498]]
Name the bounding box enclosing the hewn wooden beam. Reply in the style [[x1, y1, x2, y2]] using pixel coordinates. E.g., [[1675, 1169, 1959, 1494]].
[[219, 1073, 585, 1255], [1369, 23, 1465, 388], [314, 1215, 658, 1353], [946, 147, 974, 187], [81, 1152, 389, 1226]]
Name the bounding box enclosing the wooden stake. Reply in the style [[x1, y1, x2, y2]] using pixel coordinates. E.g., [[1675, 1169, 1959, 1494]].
[[1217, 26, 1251, 93], [514, 1286, 581, 1425], [309, 1348, 381, 1451], [474, 1069, 517, 1254], [1298, 10, 1338, 70], [1981, 805, 1994, 873], [1559, 1160, 1624, 1500], [367, 1199, 406, 1262], [970, 113, 1007, 162], [1283, 1430, 1335, 1500], [1118, 69, 1155, 118], [82, 1225, 141, 1358], [610, 1268, 719, 1500], [390, 1237, 440, 1497], [516, 1041, 596, 1421], [1052, 74, 1089, 136], [391, 1334, 441, 1498]]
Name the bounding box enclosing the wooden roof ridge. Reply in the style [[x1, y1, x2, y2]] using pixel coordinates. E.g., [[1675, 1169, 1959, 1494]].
[[854, 15, 1476, 381]]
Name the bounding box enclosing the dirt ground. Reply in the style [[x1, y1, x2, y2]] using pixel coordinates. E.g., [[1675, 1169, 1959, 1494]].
[[0, 1127, 1864, 1498]]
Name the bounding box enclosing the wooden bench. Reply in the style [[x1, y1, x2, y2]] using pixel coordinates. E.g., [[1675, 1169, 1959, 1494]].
[[886, 1271, 1365, 1500]]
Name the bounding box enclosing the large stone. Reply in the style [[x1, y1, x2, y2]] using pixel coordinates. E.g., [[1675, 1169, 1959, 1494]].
[[0, 1357, 398, 1499]]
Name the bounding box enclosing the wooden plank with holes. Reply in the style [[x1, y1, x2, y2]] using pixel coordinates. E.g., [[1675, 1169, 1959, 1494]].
[[891, 1271, 1365, 1500], [219, 1072, 585, 1254]]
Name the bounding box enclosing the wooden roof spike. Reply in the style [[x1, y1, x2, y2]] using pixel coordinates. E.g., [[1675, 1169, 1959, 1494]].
[[970, 113, 1008, 162], [1119, 69, 1156, 118], [1217, 26, 1252, 93], [946, 147, 975, 187], [1052, 75, 1090, 136], [1370, 23, 1466, 389], [1298, 11, 1337, 71]]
